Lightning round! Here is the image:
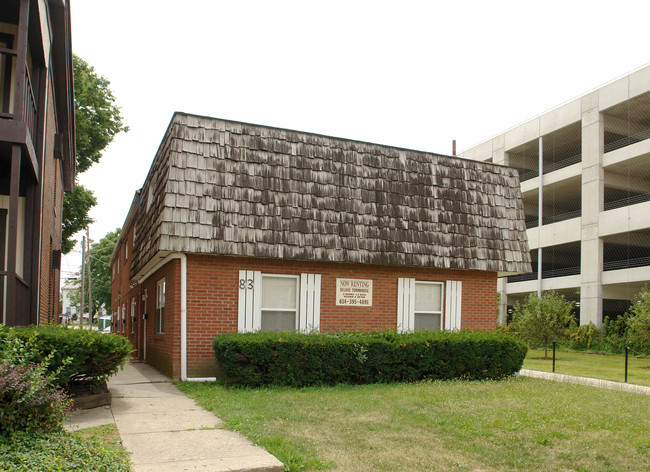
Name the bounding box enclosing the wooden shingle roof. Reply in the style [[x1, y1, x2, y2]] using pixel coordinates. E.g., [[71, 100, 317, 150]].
[[132, 113, 531, 276]]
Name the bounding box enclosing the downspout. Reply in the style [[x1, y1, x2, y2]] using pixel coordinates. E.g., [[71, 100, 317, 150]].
[[136, 252, 215, 382]]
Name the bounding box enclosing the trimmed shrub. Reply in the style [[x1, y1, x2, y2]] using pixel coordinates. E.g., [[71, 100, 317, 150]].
[[213, 330, 527, 387], [0, 326, 133, 388], [0, 336, 72, 436]]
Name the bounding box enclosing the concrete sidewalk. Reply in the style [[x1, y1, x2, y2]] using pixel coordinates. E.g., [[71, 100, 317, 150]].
[[66, 362, 284, 472]]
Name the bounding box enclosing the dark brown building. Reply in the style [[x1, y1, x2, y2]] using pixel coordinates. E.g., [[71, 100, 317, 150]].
[[1, 0, 75, 326]]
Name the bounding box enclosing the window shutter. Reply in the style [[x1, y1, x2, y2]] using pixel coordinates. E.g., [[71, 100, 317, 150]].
[[444, 280, 462, 331], [299, 273, 321, 332], [238, 270, 261, 332], [397, 278, 416, 332]]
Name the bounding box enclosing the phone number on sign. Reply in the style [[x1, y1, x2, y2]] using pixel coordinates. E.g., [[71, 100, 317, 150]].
[[338, 299, 370, 306]]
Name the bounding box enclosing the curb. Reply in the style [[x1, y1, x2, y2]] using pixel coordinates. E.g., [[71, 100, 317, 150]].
[[519, 369, 650, 395]]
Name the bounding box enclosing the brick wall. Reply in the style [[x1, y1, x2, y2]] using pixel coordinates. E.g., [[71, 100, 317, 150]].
[[137, 254, 497, 379], [38, 79, 62, 325], [139, 258, 180, 378], [111, 226, 142, 358]]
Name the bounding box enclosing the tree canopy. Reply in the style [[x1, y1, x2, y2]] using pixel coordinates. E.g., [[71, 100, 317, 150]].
[[72, 55, 128, 173], [511, 291, 575, 357], [627, 286, 650, 352], [61, 186, 96, 254], [88, 228, 121, 313], [61, 55, 127, 254]]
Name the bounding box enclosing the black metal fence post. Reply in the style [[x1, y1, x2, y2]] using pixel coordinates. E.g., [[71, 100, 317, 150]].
[[625, 346, 629, 383], [552, 341, 556, 373]]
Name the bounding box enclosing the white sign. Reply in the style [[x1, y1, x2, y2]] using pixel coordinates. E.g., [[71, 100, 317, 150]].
[[336, 278, 373, 306]]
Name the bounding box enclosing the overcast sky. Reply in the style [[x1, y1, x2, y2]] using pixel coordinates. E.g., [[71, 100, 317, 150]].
[[62, 0, 650, 277]]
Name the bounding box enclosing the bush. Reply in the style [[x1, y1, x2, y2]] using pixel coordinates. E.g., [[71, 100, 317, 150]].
[[0, 326, 133, 388], [568, 322, 601, 350], [213, 330, 527, 387], [0, 336, 72, 437], [627, 288, 650, 353], [0, 431, 130, 472]]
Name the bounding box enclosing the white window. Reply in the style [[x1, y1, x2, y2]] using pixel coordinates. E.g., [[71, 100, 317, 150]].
[[414, 282, 443, 330], [398, 279, 462, 332], [122, 303, 126, 333], [130, 297, 136, 334], [261, 275, 298, 331], [238, 271, 321, 333], [125, 241, 128, 261], [156, 278, 165, 334]]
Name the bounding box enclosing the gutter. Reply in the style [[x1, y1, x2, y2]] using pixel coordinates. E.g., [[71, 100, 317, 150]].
[[136, 252, 216, 382]]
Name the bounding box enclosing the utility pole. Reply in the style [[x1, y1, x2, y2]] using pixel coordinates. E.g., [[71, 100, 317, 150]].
[[80, 235, 85, 329], [87, 228, 93, 329]]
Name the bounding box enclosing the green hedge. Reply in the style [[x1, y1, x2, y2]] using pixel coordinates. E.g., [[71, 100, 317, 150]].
[[0, 326, 133, 388], [213, 330, 527, 387]]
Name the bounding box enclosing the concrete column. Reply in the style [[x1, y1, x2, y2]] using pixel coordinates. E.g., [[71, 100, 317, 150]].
[[496, 277, 508, 326], [492, 135, 507, 166], [580, 92, 604, 327]]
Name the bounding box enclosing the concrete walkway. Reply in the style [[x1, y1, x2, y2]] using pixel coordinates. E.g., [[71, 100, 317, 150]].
[[66, 362, 284, 472], [520, 369, 650, 395]]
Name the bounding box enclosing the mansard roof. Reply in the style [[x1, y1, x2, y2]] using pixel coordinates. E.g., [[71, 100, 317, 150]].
[[131, 112, 531, 277]]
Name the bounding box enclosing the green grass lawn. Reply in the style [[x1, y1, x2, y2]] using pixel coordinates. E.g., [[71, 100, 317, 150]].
[[524, 348, 650, 386], [179, 377, 650, 472]]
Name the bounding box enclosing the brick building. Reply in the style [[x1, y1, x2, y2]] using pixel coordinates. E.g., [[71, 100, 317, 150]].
[[111, 113, 531, 379], [1, 0, 75, 326]]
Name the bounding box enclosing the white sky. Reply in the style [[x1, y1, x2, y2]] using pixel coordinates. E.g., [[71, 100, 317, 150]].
[[61, 0, 650, 277]]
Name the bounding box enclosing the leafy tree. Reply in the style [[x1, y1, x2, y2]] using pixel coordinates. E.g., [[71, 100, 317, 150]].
[[67, 287, 81, 317], [61, 56, 127, 254], [627, 286, 650, 353], [511, 291, 574, 358], [88, 229, 120, 313], [72, 56, 128, 173], [61, 186, 97, 254]]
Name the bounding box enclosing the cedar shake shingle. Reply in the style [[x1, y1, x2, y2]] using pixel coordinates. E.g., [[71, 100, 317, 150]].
[[131, 112, 531, 276]]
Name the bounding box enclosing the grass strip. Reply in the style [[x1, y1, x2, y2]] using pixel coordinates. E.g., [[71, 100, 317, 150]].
[[179, 377, 650, 472], [524, 349, 650, 386]]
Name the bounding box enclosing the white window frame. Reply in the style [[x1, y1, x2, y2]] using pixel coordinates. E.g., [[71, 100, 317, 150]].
[[398, 279, 462, 332], [238, 271, 321, 333], [130, 297, 136, 334], [122, 303, 126, 333], [260, 274, 299, 332], [413, 281, 444, 331], [156, 278, 166, 334]]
